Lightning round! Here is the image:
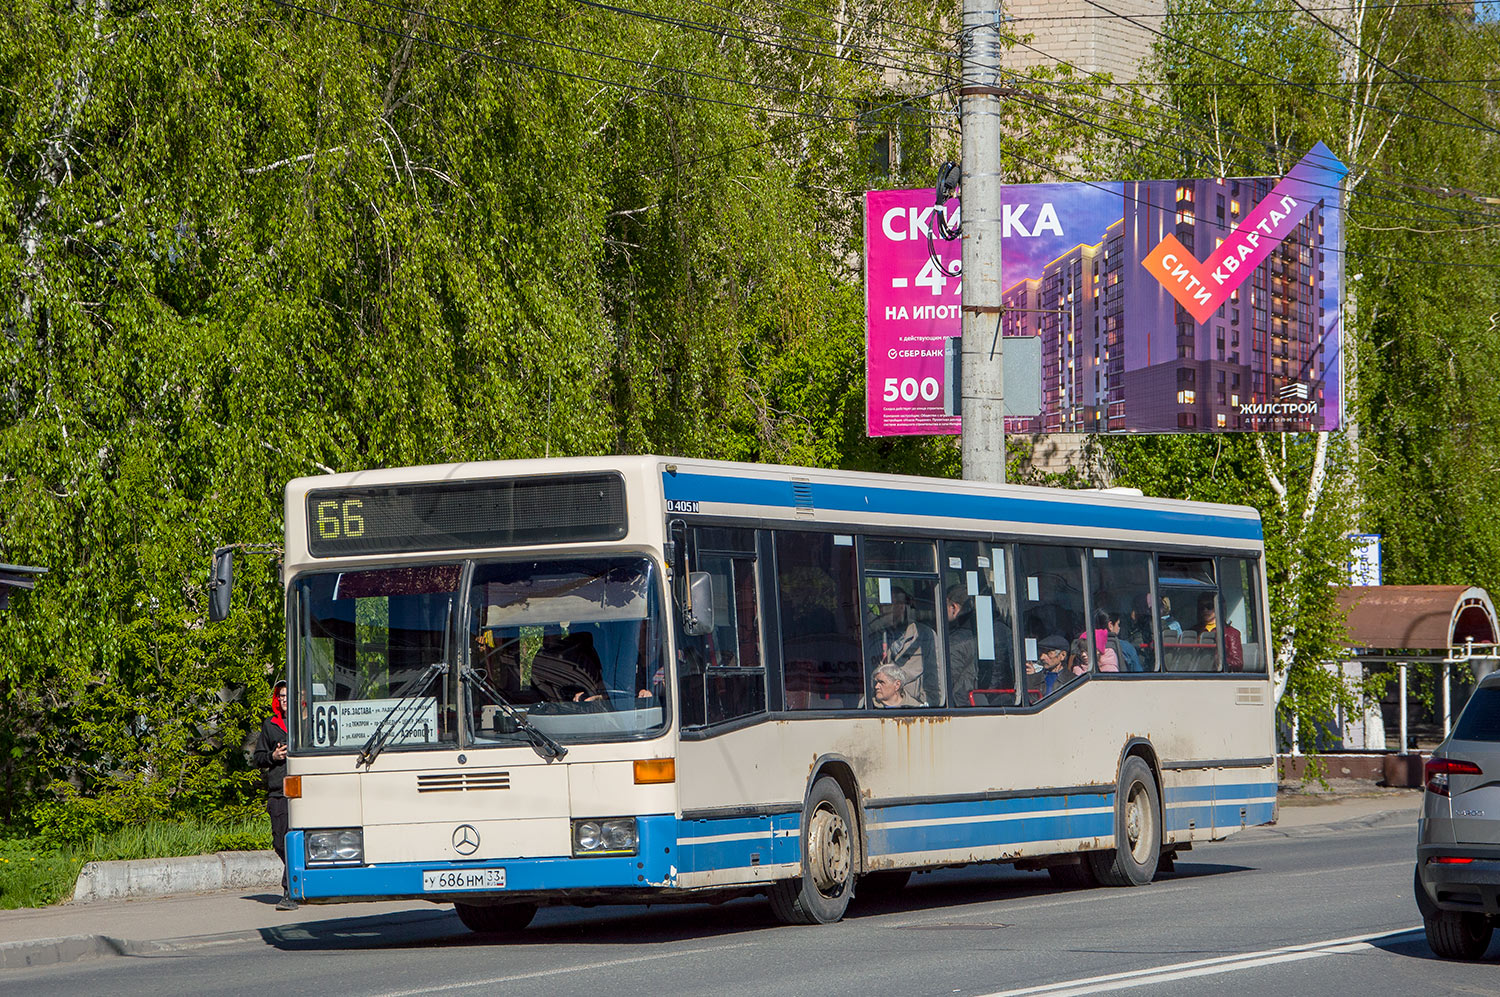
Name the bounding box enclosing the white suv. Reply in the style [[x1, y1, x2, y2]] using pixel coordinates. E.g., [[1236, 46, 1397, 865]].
[[1415, 670, 1500, 960]]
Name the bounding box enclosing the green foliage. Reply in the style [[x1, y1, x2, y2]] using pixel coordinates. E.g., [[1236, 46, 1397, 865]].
[[5, 0, 1481, 820], [0, 815, 271, 909], [0, 0, 980, 827], [0, 837, 80, 910], [1120, 0, 1500, 746]]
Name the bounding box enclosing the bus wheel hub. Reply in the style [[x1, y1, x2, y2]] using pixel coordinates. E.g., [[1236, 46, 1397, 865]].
[[807, 802, 852, 895]]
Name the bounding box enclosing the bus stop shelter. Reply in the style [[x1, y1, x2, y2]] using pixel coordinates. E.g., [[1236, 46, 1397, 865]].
[[0, 563, 46, 611], [1334, 584, 1499, 753]]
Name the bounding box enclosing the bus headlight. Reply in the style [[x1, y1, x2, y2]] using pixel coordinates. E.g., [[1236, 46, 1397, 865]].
[[306, 828, 364, 865], [572, 818, 637, 856]]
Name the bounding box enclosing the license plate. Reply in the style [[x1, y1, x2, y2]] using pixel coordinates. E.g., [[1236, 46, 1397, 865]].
[[422, 868, 506, 891]]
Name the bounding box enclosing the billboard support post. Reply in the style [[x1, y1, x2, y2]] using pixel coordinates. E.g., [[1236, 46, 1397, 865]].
[[959, 5, 1007, 484]]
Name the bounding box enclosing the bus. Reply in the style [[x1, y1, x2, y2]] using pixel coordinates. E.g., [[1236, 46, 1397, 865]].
[[215, 455, 1276, 929]]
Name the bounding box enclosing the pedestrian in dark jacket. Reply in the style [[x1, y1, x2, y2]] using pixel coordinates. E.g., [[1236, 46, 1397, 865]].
[[252, 678, 297, 911]]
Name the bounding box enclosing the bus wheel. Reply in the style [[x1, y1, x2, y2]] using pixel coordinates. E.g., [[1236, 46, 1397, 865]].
[[1088, 756, 1160, 887], [454, 901, 537, 933], [769, 776, 856, 924]]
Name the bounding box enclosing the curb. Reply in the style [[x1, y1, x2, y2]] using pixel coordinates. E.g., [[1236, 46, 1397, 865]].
[[0, 910, 451, 971], [0, 933, 125, 971], [70, 850, 283, 904]]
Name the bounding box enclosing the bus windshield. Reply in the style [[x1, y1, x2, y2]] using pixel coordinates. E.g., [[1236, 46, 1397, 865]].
[[294, 563, 465, 753], [465, 556, 667, 743], [292, 556, 666, 752]]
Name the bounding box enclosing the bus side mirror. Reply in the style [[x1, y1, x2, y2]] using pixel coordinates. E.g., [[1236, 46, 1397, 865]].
[[208, 547, 235, 622], [683, 571, 714, 637]]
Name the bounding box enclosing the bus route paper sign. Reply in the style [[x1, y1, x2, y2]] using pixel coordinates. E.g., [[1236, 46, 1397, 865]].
[[865, 189, 962, 436], [865, 143, 1347, 437]]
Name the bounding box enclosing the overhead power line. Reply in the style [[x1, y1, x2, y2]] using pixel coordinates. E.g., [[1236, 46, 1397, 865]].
[[267, 0, 953, 125], [567, 0, 953, 81], [1082, 0, 1500, 134], [358, 0, 942, 112], [1011, 0, 1480, 19], [1283, 0, 1500, 128], [1002, 143, 1500, 270], [1002, 36, 1500, 224]]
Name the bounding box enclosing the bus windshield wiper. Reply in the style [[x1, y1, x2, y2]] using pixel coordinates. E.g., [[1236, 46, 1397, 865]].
[[357, 660, 448, 769], [460, 666, 568, 761]]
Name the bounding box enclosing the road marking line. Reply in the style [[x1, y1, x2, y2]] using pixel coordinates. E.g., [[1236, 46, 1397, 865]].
[[369, 941, 756, 995], [889, 856, 1411, 929], [1279, 858, 1410, 878], [977, 926, 1423, 997]]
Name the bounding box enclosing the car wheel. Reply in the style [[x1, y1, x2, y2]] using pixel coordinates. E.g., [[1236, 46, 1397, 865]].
[[1424, 907, 1493, 961]]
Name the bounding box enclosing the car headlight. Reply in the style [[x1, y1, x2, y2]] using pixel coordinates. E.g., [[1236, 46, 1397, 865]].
[[306, 828, 364, 865], [572, 818, 637, 856]]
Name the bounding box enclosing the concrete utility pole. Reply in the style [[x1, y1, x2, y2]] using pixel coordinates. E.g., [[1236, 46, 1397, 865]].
[[959, 4, 1007, 483]]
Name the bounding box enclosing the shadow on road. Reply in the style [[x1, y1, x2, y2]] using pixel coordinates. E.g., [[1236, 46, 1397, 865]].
[[1371, 928, 1500, 963], [255, 859, 1252, 953]]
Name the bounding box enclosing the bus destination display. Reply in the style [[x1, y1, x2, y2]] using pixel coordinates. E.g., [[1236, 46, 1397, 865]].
[[306, 473, 628, 557]]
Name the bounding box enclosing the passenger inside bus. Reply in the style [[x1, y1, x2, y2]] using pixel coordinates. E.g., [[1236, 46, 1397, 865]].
[[871, 663, 922, 708], [944, 585, 979, 707], [530, 630, 605, 702], [1199, 593, 1243, 671], [1024, 634, 1072, 700], [1105, 610, 1144, 671], [865, 587, 937, 706], [1126, 594, 1157, 669]]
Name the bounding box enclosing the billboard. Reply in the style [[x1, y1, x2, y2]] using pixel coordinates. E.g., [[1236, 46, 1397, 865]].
[[865, 143, 1347, 435]]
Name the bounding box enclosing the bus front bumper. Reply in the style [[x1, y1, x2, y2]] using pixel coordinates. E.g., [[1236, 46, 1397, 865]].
[[287, 815, 679, 902]]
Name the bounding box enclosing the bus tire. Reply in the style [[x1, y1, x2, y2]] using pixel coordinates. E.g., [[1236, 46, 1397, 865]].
[[768, 776, 856, 925], [454, 900, 537, 933], [1088, 756, 1160, 887]]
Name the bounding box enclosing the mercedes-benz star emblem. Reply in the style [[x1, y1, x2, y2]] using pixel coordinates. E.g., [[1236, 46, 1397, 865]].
[[452, 824, 480, 855]]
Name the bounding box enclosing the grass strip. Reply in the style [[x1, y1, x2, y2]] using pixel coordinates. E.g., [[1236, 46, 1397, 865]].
[[0, 815, 272, 910]]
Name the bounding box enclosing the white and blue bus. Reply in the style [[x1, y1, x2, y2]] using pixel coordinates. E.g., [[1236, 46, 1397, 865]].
[[235, 455, 1274, 929]]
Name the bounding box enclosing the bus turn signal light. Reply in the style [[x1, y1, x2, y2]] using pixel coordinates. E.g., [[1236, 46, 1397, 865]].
[[634, 759, 675, 784], [283, 776, 302, 799]]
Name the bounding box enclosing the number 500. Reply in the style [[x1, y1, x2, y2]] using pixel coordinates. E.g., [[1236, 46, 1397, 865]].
[[883, 377, 940, 402]]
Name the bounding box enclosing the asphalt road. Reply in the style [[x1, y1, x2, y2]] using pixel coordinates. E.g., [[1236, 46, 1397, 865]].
[[9, 807, 1495, 997]]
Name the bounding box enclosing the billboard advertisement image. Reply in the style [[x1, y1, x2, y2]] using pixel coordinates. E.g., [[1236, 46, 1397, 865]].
[[865, 143, 1347, 436]]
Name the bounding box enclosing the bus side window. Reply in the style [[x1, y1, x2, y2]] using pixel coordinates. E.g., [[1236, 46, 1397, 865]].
[[1015, 544, 1087, 704], [1217, 556, 1262, 673], [775, 532, 863, 711], [942, 540, 1015, 707], [1158, 556, 1221, 672], [863, 537, 942, 709], [1084, 548, 1152, 673], [678, 529, 767, 729], [702, 553, 766, 724]]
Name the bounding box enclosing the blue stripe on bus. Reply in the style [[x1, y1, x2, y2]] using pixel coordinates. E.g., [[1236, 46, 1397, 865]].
[[675, 812, 802, 873], [674, 793, 1118, 873], [289, 784, 1279, 899], [870, 809, 1116, 857], [1163, 781, 1277, 803], [661, 471, 1263, 541], [1163, 781, 1276, 832]]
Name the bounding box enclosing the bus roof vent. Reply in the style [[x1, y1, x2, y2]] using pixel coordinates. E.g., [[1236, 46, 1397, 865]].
[[791, 478, 814, 517]]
